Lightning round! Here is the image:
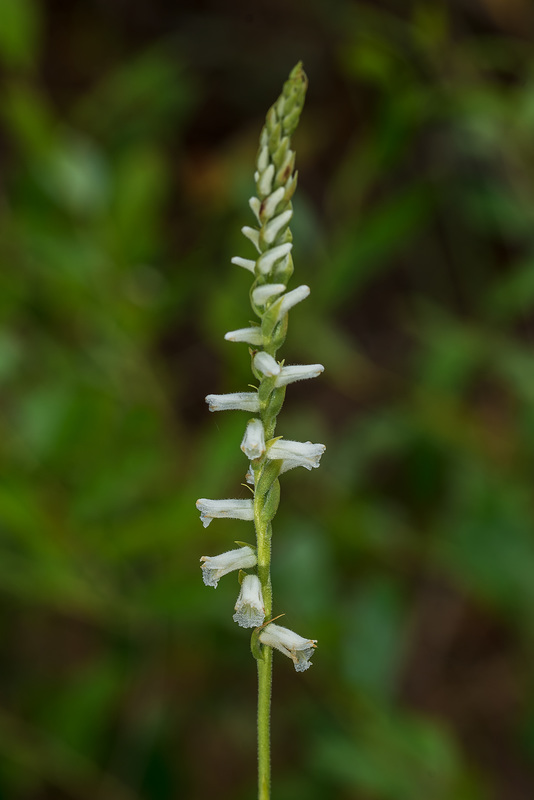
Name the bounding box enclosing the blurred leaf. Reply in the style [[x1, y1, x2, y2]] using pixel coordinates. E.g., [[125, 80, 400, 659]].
[[321, 184, 432, 306], [0, 0, 40, 68]]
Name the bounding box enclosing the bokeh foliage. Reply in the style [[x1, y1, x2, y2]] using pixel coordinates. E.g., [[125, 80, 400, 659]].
[[2, 0, 534, 798]]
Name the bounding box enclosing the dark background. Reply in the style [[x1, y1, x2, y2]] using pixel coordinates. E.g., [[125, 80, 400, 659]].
[[2, 0, 534, 798]]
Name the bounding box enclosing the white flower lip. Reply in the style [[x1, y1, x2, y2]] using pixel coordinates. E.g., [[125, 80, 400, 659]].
[[275, 285, 310, 321], [266, 439, 326, 471], [224, 327, 264, 345], [274, 363, 324, 387], [200, 546, 257, 588], [253, 351, 281, 377], [205, 392, 260, 413], [233, 574, 265, 628], [241, 418, 266, 460], [196, 498, 254, 528], [231, 256, 256, 273], [258, 623, 317, 672], [256, 243, 293, 276], [251, 283, 286, 306]]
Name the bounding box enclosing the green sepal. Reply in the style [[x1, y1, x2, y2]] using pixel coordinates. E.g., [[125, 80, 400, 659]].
[[258, 374, 277, 406], [264, 385, 286, 423], [255, 459, 281, 500], [272, 137, 289, 170], [275, 151, 296, 190], [251, 628, 264, 661], [234, 540, 256, 550], [265, 107, 277, 134], [237, 569, 249, 585], [268, 122, 282, 155], [274, 250, 294, 285], [261, 296, 283, 341], [284, 172, 298, 204], [258, 479, 280, 525]]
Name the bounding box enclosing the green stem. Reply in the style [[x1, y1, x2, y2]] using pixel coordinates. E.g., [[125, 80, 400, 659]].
[[257, 645, 272, 800], [255, 502, 272, 800]]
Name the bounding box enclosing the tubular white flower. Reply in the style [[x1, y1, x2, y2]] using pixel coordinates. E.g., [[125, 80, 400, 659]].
[[266, 439, 326, 471], [205, 392, 260, 413], [274, 363, 324, 387], [233, 574, 265, 628], [231, 256, 256, 273], [275, 285, 310, 321], [258, 163, 275, 196], [224, 327, 264, 345], [200, 546, 257, 588], [253, 351, 281, 377], [258, 623, 317, 672], [263, 209, 293, 245], [241, 226, 261, 252], [241, 418, 266, 460], [251, 283, 286, 306], [260, 186, 285, 220], [245, 465, 255, 485], [256, 242, 293, 275], [196, 498, 254, 528]]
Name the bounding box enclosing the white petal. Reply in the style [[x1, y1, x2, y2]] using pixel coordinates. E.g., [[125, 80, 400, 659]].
[[224, 327, 264, 345], [260, 186, 285, 220], [274, 364, 324, 387], [267, 439, 326, 470], [276, 285, 310, 320], [249, 196, 261, 223], [258, 163, 275, 196], [263, 209, 293, 245], [241, 226, 261, 253], [256, 243, 293, 276], [251, 283, 286, 306], [205, 392, 260, 412], [253, 351, 281, 377], [231, 256, 256, 273]]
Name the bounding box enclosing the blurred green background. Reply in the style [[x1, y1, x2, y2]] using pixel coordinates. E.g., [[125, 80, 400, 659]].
[[2, 0, 534, 798]]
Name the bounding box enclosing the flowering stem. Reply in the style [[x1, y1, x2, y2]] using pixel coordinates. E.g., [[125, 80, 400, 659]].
[[257, 645, 273, 799], [255, 491, 273, 797], [198, 63, 323, 800]]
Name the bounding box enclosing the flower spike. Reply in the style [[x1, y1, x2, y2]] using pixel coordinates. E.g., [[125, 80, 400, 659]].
[[198, 63, 320, 796]]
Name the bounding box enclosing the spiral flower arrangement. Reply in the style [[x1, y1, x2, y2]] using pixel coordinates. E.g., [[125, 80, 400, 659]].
[[196, 63, 324, 799]]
